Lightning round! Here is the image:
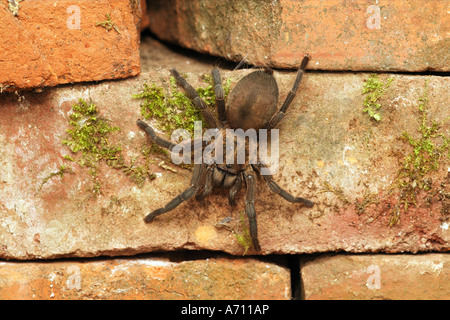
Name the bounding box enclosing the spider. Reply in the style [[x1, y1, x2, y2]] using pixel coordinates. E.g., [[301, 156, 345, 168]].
[[136, 54, 314, 251]]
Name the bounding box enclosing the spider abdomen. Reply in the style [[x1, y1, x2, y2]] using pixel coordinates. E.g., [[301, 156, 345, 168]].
[[226, 70, 279, 131]]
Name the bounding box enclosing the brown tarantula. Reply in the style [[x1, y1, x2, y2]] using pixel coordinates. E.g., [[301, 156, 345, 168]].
[[137, 54, 313, 251]]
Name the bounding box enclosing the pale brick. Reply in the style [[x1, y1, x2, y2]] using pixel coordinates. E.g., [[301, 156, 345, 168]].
[[301, 254, 449, 300]]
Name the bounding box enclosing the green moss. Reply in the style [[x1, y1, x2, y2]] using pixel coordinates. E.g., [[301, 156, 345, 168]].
[[316, 79, 447, 226], [96, 13, 121, 34], [62, 99, 121, 168], [390, 80, 449, 225], [62, 98, 155, 196], [362, 74, 393, 121], [133, 74, 232, 136]]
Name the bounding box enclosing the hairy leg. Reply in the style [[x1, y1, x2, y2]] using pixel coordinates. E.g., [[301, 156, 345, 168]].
[[244, 169, 261, 251], [266, 54, 311, 129], [170, 68, 220, 129], [137, 119, 177, 151], [144, 164, 207, 222], [228, 173, 243, 206], [212, 68, 226, 123], [254, 164, 314, 207], [196, 165, 214, 200]]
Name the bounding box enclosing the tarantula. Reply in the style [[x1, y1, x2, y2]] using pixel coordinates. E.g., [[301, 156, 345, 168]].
[[137, 54, 314, 251]]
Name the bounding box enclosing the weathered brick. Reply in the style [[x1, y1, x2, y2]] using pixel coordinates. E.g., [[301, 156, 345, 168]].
[[147, 0, 448, 72], [0, 256, 290, 299], [0, 0, 143, 91], [0, 38, 448, 258], [300, 254, 449, 300]]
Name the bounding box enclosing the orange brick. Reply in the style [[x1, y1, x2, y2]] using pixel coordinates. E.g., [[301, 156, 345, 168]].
[[0, 256, 290, 299], [148, 0, 448, 71], [0, 0, 143, 91]]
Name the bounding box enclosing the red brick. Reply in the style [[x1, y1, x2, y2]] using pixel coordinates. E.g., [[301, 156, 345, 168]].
[[300, 254, 449, 300], [147, 0, 448, 72], [0, 256, 290, 299], [0, 0, 143, 91]]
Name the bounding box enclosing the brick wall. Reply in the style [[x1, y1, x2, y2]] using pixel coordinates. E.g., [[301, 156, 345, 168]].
[[0, 0, 448, 300]]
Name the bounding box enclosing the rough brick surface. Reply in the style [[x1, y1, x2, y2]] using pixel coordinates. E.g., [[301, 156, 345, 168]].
[[300, 253, 449, 300], [147, 0, 448, 72], [0, 255, 290, 299], [0, 37, 448, 259], [0, 0, 143, 91]]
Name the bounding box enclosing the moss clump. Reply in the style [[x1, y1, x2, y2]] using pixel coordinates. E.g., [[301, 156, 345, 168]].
[[63, 99, 121, 168], [62, 99, 155, 196], [390, 80, 449, 225], [106, 152, 156, 188], [133, 73, 232, 136], [135, 80, 202, 135], [362, 74, 393, 121]]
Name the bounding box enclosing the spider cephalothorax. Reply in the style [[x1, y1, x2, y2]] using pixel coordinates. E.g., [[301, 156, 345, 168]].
[[137, 54, 313, 251]]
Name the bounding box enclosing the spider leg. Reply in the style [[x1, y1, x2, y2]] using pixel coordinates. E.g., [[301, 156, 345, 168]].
[[170, 69, 221, 129], [144, 186, 197, 222], [254, 164, 314, 207], [228, 173, 243, 206], [212, 68, 226, 123], [244, 170, 261, 251], [196, 165, 214, 200], [144, 164, 207, 223], [266, 54, 311, 129], [137, 119, 177, 151]]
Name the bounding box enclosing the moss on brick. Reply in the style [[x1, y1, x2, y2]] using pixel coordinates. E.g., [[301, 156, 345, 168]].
[[362, 74, 393, 121], [390, 80, 450, 225], [61, 98, 156, 196], [133, 73, 232, 136]]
